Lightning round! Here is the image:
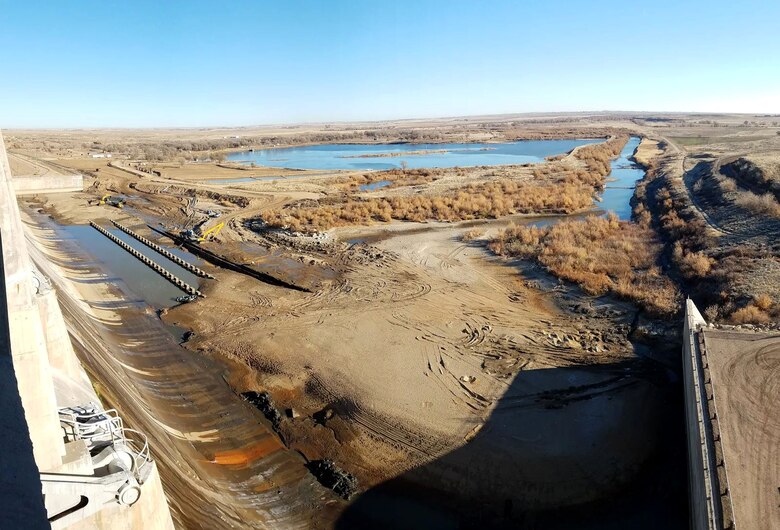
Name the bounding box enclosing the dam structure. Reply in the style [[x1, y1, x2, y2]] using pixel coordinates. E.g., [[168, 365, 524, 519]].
[[682, 300, 779, 530], [0, 130, 173, 529], [0, 129, 338, 528]]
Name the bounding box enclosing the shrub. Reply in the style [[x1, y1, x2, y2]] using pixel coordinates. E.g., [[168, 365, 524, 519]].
[[753, 293, 774, 311], [674, 244, 715, 278], [489, 213, 679, 315], [462, 228, 485, 241], [734, 190, 780, 217], [730, 304, 770, 324]]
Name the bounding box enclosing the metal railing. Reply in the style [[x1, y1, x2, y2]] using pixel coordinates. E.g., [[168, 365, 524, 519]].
[[58, 403, 151, 480]]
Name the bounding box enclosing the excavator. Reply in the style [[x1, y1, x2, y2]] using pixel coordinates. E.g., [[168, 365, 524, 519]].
[[182, 221, 224, 243], [92, 194, 125, 208]]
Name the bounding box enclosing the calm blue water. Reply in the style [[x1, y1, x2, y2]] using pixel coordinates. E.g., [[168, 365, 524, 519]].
[[227, 139, 600, 170], [359, 180, 392, 191], [599, 137, 644, 220]]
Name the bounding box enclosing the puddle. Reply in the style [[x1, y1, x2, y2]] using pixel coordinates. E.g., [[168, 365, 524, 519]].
[[359, 180, 392, 192], [239, 241, 338, 286]]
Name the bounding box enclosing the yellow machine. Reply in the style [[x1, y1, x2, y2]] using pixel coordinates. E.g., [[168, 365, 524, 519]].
[[183, 221, 224, 243], [95, 194, 125, 208], [199, 221, 224, 241]]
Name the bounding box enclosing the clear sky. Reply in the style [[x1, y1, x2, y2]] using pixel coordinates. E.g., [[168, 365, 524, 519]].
[[1, 0, 779, 127]]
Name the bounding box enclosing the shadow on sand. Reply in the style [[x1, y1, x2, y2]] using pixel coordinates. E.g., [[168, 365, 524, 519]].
[[336, 358, 688, 529]]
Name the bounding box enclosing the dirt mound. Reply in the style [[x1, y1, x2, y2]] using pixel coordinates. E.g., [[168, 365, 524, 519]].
[[130, 181, 251, 207]]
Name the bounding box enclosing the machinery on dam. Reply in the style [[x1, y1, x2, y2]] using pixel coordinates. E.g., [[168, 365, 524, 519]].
[[182, 219, 225, 243]]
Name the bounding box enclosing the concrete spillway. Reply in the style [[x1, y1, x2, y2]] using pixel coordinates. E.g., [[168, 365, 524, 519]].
[[1, 129, 174, 528]]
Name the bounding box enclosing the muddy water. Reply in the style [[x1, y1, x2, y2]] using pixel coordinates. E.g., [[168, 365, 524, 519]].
[[59, 224, 201, 309], [26, 213, 342, 528]]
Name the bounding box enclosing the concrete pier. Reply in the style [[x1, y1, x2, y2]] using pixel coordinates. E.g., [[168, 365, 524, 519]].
[[111, 220, 214, 278], [89, 221, 203, 297]]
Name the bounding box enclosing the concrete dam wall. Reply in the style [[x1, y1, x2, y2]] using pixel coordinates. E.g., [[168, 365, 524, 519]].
[[0, 129, 174, 529]]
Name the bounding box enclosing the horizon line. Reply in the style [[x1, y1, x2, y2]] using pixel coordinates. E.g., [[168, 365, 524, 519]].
[[4, 109, 780, 132]]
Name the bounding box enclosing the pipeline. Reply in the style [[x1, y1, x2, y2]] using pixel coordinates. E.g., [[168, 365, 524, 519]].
[[89, 221, 203, 297], [111, 220, 214, 279]]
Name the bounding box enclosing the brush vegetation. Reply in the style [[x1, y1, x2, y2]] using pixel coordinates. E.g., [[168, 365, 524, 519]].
[[488, 213, 680, 316], [264, 180, 596, 232], [640, 156, 779, 325], [263, 137, 629, 232]]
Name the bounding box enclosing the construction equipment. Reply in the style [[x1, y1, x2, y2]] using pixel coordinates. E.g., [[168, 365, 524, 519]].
[[182, 221, 224, 243], [93, 194, 125, 208], [176, 294, 197, 304]]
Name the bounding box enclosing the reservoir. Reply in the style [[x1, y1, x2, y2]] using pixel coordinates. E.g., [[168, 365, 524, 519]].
[[227, 139, 600, 170]]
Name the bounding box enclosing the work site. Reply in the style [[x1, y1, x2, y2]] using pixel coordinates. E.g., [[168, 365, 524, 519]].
[[1, 2, 778, 530], [2, 110, 778, 529]]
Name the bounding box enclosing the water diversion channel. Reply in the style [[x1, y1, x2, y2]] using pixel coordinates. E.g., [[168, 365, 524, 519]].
[[59, 224, 202, 309], [599, 136, 645, 219]]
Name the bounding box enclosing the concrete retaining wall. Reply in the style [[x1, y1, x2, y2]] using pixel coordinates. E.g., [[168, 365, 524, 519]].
[[0, 131, 66, 472], [14, 174, 84, 195], [682, 300, 723, 530]]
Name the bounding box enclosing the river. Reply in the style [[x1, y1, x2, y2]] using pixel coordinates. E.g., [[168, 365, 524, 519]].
[[600, 136, 645, 220]]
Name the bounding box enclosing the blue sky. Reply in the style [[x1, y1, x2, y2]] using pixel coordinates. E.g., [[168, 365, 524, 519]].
[[1, 1, 779, 127]]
